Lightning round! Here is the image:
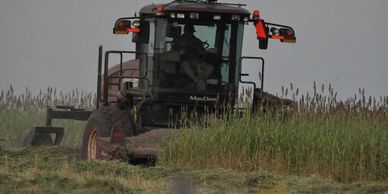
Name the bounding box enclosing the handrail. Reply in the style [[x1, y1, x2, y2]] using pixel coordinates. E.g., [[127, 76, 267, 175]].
[[97, 48, 150, 106], [239, 56, 265, 98]]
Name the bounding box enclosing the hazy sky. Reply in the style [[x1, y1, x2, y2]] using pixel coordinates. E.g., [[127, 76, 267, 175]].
[[1, 0, 388, 98]]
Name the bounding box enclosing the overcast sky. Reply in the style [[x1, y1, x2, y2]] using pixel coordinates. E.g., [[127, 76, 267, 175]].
[[1, 0, 387, 99]]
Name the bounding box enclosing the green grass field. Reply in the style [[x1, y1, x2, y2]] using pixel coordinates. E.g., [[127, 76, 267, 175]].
[[0, 85, 387, 193]]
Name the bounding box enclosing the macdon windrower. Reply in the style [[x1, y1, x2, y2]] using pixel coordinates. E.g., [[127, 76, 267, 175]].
[[23, 0, 296, 164]]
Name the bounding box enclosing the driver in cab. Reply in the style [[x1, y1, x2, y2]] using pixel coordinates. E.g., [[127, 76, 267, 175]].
[[172, 24, 214, 90]]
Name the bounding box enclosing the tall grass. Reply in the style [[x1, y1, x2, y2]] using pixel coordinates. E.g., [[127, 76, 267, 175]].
[[1, 84, 387, 182], [0, 85, 95, 147], [160, 83, 388, 182]]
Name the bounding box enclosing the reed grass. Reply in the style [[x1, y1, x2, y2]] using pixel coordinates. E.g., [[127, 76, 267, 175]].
[[160, 83, 388, 182], [0, 85, 95, 147], [1, 84, 387, 182]]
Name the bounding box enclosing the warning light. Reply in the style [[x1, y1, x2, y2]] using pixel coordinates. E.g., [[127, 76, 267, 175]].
[[252, 10, 260, 21], [156, 5, 165, 16], [114, 20, 140, 34]]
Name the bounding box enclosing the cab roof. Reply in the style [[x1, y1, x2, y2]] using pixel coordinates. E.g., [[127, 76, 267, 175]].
[[140, 1, 250, 16]]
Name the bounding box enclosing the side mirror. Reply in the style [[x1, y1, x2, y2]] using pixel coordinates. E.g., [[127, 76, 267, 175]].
[[253, 19, 296, 49], [113, 20, 140, 34], [114, 20, 131, 34], [279, 28, 296, 43]]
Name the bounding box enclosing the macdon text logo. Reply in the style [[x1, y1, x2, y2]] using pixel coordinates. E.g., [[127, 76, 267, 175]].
[[189, 96, 217, 102]]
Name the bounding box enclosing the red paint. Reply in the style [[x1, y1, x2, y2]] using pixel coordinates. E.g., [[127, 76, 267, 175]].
[[271, 35, 285, 40], [255, 20, 267, 40], [127, 28, 140, 33], [111, 130, 125, 143]]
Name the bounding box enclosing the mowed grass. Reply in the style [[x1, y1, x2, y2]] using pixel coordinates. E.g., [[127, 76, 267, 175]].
[[0, 146, 170, 193], [1, 146, 387, 194]]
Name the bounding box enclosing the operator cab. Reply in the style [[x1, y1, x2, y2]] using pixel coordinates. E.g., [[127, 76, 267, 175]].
[[101, 0, 295, 127], [133, 2, 250, 105]]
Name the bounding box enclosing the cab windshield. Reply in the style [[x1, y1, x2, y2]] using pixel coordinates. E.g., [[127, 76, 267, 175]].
[[140, 19, 244, 93]]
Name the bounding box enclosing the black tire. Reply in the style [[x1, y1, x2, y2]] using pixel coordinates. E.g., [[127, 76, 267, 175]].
[[81, 106, 134, 160], [81, 116, 105, 160]]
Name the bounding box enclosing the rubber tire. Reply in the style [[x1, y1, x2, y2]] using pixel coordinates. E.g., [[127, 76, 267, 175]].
[[81, 106, 135, 160], [81, 116, 105, 160]]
